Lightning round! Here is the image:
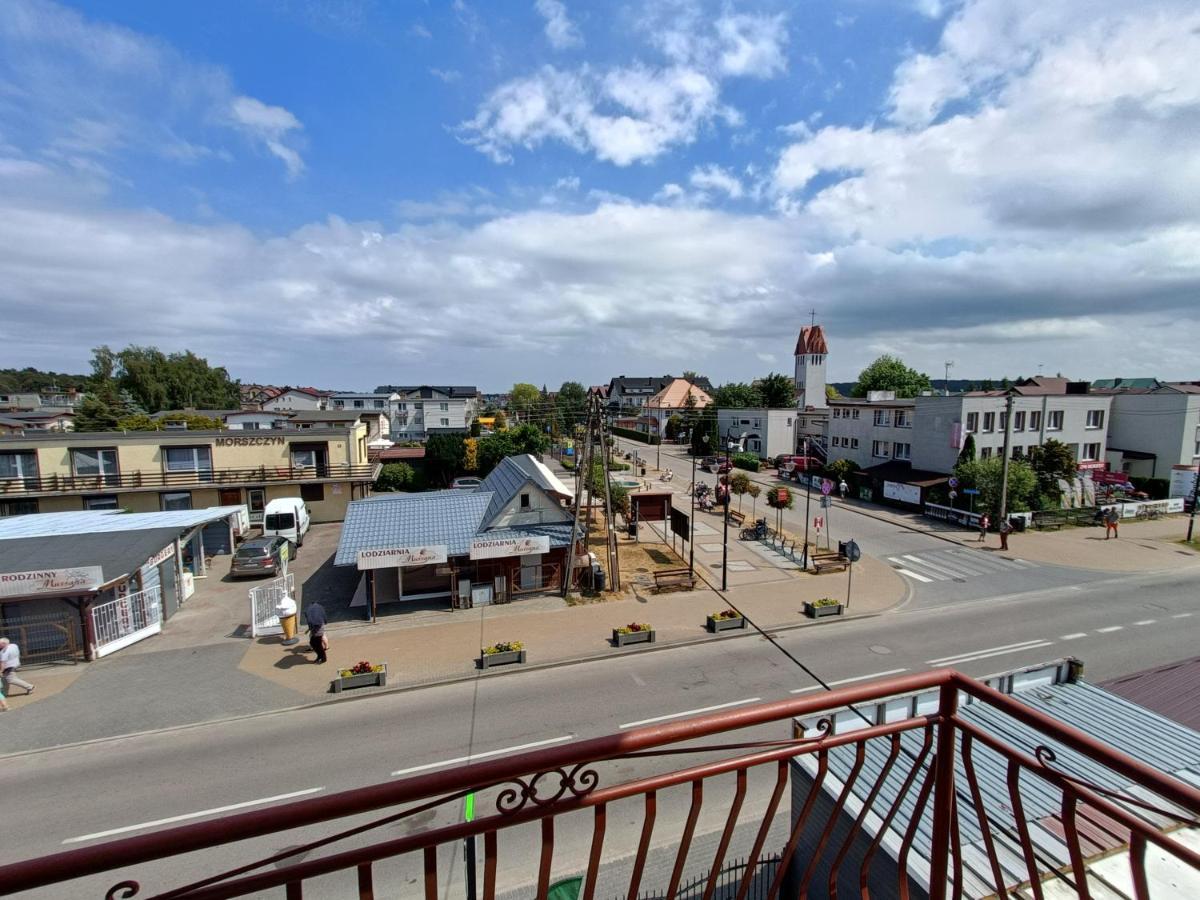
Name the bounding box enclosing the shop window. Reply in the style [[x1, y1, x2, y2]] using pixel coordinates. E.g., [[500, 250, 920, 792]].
[[84, 495, 120, 510], [161, 491, 192, 510], [0, 499, 39, 517]]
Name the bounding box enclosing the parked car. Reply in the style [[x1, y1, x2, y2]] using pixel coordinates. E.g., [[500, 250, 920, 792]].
[[700, 456, 720, 472], [715, 459, 733, 475], [229, 536, 292, 579], [262, 497, 310, 547], [776, 455, 823, 472], [451, 476, 483, 490]]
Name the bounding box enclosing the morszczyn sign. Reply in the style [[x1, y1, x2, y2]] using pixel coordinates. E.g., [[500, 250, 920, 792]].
[[0, 566, 105, 598], [356, 546, 448, 570], [469, 535, 551, 560], [214, 436, 287, 447]]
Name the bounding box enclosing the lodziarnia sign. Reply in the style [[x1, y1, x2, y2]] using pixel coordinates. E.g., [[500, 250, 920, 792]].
[[469, 535, 550, 560], [356, 546, 448, 570], [0, 566, 105, 598]]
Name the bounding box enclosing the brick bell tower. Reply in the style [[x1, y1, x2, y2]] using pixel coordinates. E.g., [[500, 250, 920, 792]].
[[794, 323, 828, 411]]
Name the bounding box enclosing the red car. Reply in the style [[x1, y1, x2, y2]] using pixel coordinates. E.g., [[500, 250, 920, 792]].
[[777, 455, 822, 474], [715, 460, 733, 475]]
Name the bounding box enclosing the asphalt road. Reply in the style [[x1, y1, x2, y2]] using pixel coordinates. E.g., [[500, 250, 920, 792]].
[[5, 564, 1199, 898]]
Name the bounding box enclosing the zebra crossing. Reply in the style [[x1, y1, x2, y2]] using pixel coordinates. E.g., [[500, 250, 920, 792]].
[[888, 548, 1038, 583]]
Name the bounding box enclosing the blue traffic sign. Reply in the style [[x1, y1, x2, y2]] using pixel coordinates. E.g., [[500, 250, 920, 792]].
[[962, 488, 980, 495], [948, 477, 958, 488]]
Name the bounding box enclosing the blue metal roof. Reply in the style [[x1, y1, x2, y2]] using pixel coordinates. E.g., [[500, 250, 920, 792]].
[[335, 490, 493, 565], [0, 507, 246, 540], [476, 455, 570, 527]]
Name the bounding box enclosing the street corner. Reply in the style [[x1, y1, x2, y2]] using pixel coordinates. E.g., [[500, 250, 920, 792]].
[[2, 666, 85, 711]]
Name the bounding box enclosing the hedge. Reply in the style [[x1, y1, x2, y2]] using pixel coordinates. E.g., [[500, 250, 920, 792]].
[[611, 426, 659, 445], [732, 452, 760, 472], [1129, 476, 1170, 500]]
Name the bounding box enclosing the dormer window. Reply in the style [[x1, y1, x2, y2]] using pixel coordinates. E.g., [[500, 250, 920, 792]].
[[520, 493, 530, 509]]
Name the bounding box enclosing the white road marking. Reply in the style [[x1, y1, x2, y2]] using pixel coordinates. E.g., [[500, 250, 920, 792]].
[[893, 567, 933, 583], [1096, 626, 1123, 633], [630, 672, 646, 687], [391, 736, 573, 777], [790, 668, 909, 694], [928, 639, 1051, 666], [1172, 613, 1193, 619], [620, 698, 761, 729], [899, 554, 954, 580], [63, 788, 324, 844], [934, 642, 1055, 666], [1061, 633, 1087, 640], [1133, 619, 1156, 626]]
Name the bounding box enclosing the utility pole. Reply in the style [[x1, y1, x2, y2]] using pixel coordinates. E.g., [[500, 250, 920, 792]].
[[720, 427, 736, 591], [802, 437, 813, 570], [998, 393, 1015, 523], [1187, 465, 1200, 544], [596, 395, 620, 589]]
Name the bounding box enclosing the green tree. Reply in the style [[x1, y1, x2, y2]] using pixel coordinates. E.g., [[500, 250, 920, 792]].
[[1026, 439, 1077, 505], [87, 345, 240, 413], [115, 413, 225, 431], [826, 458, 856, 482], [710, 382, 762, 408], [825, 385, 842, 401], [469, 418, 482, 437], [852, 355, 933, 398], [477, 432, 517, 475], [73, 394, 122, 432], [747, 483, 761, 518], [509, 423, 551, 456], [954, 457, 1037, 514], [493, 410, 508, 430], [424, 433, 466, 485], [755, 372, 795, 408], [729, 472, 751, 511], [375, 462, 416, 492], [691, 408, 718, 456], [509, 383, 541, 422], [957, 433, 977, 465], [556, 381, 587, 424], [664, 414, 683, 441]]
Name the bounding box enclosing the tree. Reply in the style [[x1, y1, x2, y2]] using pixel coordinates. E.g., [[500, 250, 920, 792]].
[[664, 414, 683, 441], [710, 382, 762, 409], [747, 483, 761, 518], [375, 462, 416, 492], [954, 457, 1037, 514], [477, 432, 517, 475], [957, 433, 977, 465], [115, 412, 225, 431], [73, 394, 122, 432], [424, 433, 466, 485], [729, 472, 751, 511], [755, 372, 795, 408], [826, 458, 856, 483], [87, 345, 240, 414], [464, 437, 479, 472], [852, 355, 933, 398], [509, 383, 541, 422], [556, 381, 587, 424], [469, 418, 482, 438], [509, 423, 551, 456], [681, 370, 699, 383], [1027, 439, 1077, 505], [825, 385, 842, 401], [691, 408, 718, 456], [493, 410, 508, 430]]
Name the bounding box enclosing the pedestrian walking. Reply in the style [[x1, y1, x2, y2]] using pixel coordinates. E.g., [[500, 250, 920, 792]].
[[838, 479, 848, 500], [0, 637, 34, 695], [978, 513, 990, 543], [304, 601, 328, 664], [0, 683, 8, 712], [1105, 507, 1120, 539], [999, 518, 1013, 551]]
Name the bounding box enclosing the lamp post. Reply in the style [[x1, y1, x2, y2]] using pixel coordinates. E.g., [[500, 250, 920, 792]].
[[690, 434, 708, 580], [802, 438, 813, 570], [720, 427, 745, 591]]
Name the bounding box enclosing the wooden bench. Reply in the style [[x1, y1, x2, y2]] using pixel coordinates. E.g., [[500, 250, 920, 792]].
[[726, 509, 746, 526], [809, 548, 849, 574], [1035, 514, 1066, 531], [653, 567, 695, 591]]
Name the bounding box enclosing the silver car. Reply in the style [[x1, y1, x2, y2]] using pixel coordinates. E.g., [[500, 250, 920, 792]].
[[229, 536, 291, 578]]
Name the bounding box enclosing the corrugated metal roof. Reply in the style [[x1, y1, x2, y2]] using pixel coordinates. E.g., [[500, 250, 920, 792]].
[[0, 507, 246, 539], [477, 455, 569, 526], [334, 491, 492, 565], [1101, 657, 1200, 732], [0, 527, 183, 586]]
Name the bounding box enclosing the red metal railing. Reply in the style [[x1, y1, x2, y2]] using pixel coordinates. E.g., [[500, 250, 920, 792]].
[[2, 669, 1197, 898]]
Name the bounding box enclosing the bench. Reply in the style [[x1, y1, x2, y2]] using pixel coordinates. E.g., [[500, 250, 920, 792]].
[[1035, 514, 1066, 531], [653, 567, 695, 591], [808, 547, 849, 574], [726, 509, 746, 526]]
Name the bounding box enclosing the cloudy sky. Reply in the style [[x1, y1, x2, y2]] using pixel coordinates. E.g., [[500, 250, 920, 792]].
[[2, 0, 1198, 391]]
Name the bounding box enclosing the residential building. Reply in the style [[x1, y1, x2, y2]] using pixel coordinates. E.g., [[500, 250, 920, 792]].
[[334, 454, 574, 612], [0, 423, 378, 523], [638, 379, 712, 437], [717, 408, 796, 459], [259, 387, 329, 412], [910, 378, 1113, 474], [0, 387, 82, 412], [329, 392, 403, 434], [0, 409, 75, 432], [1096, 381, 1200, 479], [606, 375, 673, 412], [824, 392, 916, 470], [374, 385, 480, 441]]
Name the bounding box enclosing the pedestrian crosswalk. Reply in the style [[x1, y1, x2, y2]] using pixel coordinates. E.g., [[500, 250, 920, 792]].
[[888, 549, 1037, 583]]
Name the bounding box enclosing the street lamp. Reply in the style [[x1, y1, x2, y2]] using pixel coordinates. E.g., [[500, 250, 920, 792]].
[[690, 433, 709, 580], [720, 427, 746, 591]]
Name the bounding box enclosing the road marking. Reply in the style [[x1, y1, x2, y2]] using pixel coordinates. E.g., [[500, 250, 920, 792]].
[[893, 567, 933, 583], [1133, 619, 1156, 626], [1096, 626, 1123, 633], [790, 668, 909, 694], [928, 639, 1051, 666], [630, 672, 646, 687], [620, 698, 761, 729], [1172, 613, 1193, 619], [899, 555, 955, 580], [1061, 633, 1087, 640], [63, 788, 324, 844], [391, 736, 573, 777]]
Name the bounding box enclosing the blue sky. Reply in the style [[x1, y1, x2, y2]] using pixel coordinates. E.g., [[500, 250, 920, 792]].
[[2, 0, 1199, 391]]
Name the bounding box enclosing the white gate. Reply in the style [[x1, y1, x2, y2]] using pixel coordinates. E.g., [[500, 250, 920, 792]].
[[90, 586, 163, 658], [250, 573, 295, 637]]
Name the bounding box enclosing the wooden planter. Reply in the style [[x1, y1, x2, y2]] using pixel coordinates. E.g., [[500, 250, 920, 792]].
[[804, 601, 844, 619], [707, 615, 746, 633], [332, 665, 387, 693], [613, 629, 656, 647], [479, 649, 527, 669]]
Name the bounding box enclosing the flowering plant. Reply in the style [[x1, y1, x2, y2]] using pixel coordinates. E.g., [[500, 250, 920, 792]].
[[811, 597, 840, 608], [482, 641, 524, 655], [616, 622, 652, 634], [339, 660, 384, 677], [710, 609, 742, 620]]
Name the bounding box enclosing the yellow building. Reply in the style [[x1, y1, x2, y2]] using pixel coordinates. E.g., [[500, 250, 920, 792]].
[[0, 424, 379, 523]]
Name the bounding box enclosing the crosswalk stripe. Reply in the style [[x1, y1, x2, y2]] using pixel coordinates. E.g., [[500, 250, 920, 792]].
[[900, 554, 964, 579], [894, 567, 933, 583], [890, 556, 950, 580]]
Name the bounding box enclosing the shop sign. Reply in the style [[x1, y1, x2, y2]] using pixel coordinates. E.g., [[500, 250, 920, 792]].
[[146, 544, 175, 568], [883, 481, 921, 505], [1077, 461, 1106, 471], [357, 545, 448, 569], [469, 535, 551, 560], [0, 566, 104, 598], [214, 436, 287, 447]]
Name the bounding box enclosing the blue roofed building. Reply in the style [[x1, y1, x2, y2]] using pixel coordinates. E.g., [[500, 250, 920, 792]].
[[334, 455, 576, 613]]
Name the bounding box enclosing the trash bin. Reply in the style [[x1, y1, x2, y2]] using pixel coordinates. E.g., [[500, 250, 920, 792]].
[[593, 568, 606, 591], [275, 594, 300, 646], [628, 519, 637, 537], [1008, 516, 1026, 533]]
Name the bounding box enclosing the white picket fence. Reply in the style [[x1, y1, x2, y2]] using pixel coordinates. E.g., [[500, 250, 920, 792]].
[[90, 586, 163, 658], [250, 573, 295, 637]]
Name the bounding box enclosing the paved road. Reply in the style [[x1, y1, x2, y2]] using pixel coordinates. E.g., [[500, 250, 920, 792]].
[[5, 564, 1199, 897]]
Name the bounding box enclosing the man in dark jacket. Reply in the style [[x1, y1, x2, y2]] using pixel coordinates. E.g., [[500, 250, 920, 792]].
[[304, 601, 328, 664]]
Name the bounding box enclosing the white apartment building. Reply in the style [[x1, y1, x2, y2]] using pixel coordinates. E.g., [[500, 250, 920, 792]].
[[375, 385, 480, 441], [1098, 381, 1200, 480], [824, 393, 916, 470], [260, 387, 328, 412], [716, 408, 796, 460]]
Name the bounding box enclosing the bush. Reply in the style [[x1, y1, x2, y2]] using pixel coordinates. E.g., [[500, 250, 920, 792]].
[[482, 641, 523, 655], [616, 622, 652, 634], [710, 609, 742, 620], [1129, 476, 1170, 500], [612, 426, 659, 445], [732, 452, 760, 472], [374, 462, 416, 492]]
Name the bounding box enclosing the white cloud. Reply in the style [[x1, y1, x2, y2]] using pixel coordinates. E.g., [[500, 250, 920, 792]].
[[689, 164, 743, 199], [230, 96, 305, 178], [430, 68, 462, 83], [714, 13, 787, 78], [409, 22, 432, 39], [535, 0, 582, 50]]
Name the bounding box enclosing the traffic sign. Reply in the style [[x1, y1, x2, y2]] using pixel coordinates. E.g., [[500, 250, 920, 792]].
[[821, 479, 832, 496], [814, 516, 824, 533], [843, 539, 861, 562], [948, 477, 958, 488], [820, 495, 832, 509], [963, 488, 980, 495]]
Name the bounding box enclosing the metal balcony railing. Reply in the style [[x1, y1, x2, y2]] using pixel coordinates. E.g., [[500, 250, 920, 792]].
[[0, 463, 380, 496], [1, 669, 1196, 898]]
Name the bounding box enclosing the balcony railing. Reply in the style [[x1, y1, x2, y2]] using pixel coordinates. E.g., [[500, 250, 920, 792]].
[[2, 668, 1197, 898], [0, 463, 380, 496]]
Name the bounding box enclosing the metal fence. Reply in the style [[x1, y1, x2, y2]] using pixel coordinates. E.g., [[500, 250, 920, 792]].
[[628, 853, 781, 900], [89, 586, 163, 658], [0, 611, 82, 664], [249, 573, 295, 637]]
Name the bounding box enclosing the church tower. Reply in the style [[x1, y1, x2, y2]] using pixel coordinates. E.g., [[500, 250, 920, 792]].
[[794, 324, 828, 411]]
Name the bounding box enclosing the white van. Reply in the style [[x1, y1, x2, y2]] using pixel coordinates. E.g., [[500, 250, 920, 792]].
[[261, 497, 311, 548]]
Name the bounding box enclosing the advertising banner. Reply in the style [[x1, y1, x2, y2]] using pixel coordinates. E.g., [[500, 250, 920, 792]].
[[469, 535, 551, 560], [0, 566, 105, 598], [883, 481, 922, 505], [357, 545, 448, 569]]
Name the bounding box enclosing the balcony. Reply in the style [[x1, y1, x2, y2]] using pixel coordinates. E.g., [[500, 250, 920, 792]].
[[0, 463, 381, 497], [3, 667, 1196, 898]]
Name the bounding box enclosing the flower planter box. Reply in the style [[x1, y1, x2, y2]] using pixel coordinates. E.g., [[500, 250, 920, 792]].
[[707, 615, 746, 633], [479, 649, 527, 669], [613, 629, 656, 647], [803, 601, 844, 619], [332, 664, 387, 693]]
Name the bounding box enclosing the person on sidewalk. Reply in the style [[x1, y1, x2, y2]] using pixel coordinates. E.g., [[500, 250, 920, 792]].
[[0, 638, 34, 695], [304, 601, 328, 664], [838, 479, 849, 500], [999, 518, 1013, 551], [978, 514, 990, 543], [1105, 507, 1120, 539]]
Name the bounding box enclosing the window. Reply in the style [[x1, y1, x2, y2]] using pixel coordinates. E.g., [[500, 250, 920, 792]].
[[982, 412, 996, 433], [873, 410, 891, 427], [353, 399, 364, 409], [999, 411, 1008, 431], [1047, 410, 1064, 431], [520, 493, 531, 509], [398, 402, 407, 410], [752, 419, 761, 429], [332, 399, 345, 408], [1086, 410, 1104, 429], [1082, 442, 1101, 461], [980, 447, 992, 459], [374, 400, 384, 408], [894, 411, 911, 428], [440, 418, 450, 427], [161, 491, 192, 510], [965, 412, 979, 433], [1011, 446, 1023, 459], [0, 499, 39, 517], [0, 451, 38, 480], [833, 409, 841, 418], [893, 442, 911, 460], [439, 402, 449, 411], [164, 446, 212, 472], [241, 421, 261, 430], [1013, 411, 1025, 431], [787, 418, 794, 427], [872, 440, 890, 458], [1029, 410, 1042, 431], [831, 436, 841, 448], [84, 495, 120, 510], [291, 448, 318, 468], [851, 409, 860, 420], [300, 483, 325, 503], [740, 419, 750, 426], [72, 447, 119, 480]]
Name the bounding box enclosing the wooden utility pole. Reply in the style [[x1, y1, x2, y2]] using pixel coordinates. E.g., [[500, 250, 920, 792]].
[[563, 396, 620, 594], [998, 394, 1016, 522]]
